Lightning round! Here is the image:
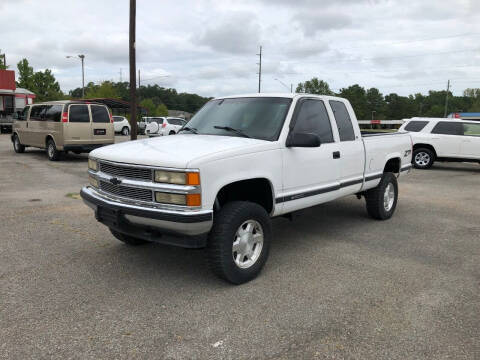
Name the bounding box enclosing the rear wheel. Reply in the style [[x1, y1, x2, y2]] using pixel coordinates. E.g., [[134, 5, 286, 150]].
[[110, 229, 150, 246], [46, 139, 61, 161], [365, 172, 398, 220], [169, 130, 175, 135], [412, 148, 435, 169], [122, 126, 130, 136], [207, 201, 271, 284], [13, 134, 25, 153]]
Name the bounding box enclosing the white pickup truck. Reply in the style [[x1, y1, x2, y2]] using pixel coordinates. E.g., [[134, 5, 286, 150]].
[[81, 94, 412, 284], [399, 117, 480, 169]]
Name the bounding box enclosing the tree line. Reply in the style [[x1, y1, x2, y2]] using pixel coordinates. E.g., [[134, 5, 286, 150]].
[[296, 78, 480, 119], [9, 57, 480, 119]]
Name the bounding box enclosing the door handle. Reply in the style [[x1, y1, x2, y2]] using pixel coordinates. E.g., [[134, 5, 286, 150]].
[[333, 151, 341, 159]]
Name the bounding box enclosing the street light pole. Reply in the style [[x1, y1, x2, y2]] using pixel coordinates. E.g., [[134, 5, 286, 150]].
[[66, 54, 85, 98]]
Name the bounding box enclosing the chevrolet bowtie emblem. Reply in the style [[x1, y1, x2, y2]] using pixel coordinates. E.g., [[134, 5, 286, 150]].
[[109, 177, 122, 185]]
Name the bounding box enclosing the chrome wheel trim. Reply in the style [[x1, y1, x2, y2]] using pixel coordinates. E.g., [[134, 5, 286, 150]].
[[123, 127, 129, 135], [414, 152, 430, 166], [48, 143, 55, 158], [383, 183, 395, 212], [232, 220, 264, 269]]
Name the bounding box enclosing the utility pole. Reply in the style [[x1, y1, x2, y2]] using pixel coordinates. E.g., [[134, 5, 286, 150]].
[[119, 68, 122, 82], [129, 0, 137, 140], [290, 83, 293, 93], [257, 46, 262, 93], [79, 55, 85, 98], [443, 79, 450, 118], [138, 69, 141, 88], [1, 53, 6, 68]]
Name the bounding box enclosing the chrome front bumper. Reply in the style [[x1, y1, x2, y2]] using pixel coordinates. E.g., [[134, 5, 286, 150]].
[[81, 186, 213, 242]]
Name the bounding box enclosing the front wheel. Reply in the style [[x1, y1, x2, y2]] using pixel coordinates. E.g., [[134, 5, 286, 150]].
[[207, 201, 271, 284], [13, 134, 25, 153], [365, 172, 398, 220], [122, 127, 130, 136], [412, 148, 435, 169]]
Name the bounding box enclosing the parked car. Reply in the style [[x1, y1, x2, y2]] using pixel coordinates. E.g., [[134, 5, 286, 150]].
[[81, 94, 412, 284], [138, 117, 163, 135], [145, 117, 187, 136], [113, 116, 131, 136], [11, 101, 114, 161], [399, 117, 480, 169]]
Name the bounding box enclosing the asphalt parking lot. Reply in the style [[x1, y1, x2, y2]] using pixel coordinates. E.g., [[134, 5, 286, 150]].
[[1, 133, 479, 359]]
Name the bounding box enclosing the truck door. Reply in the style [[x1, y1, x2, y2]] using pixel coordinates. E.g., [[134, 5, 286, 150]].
[[27, 105, 47, 147], [460, 122, 480, 159], [281, 98, 340, 213], [328, 100, 364, 196]]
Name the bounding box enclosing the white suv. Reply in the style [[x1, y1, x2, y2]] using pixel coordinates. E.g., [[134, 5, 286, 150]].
[[146, 117, 187, 137], [399, 117, 480, 169], [113, 116, 131, 136]]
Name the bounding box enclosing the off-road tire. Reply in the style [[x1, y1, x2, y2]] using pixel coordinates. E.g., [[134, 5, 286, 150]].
[[207, 201, 271, 284], [110, 229, 150, 246], [13, 134, 25, 153], [365, 172, 398, 220]]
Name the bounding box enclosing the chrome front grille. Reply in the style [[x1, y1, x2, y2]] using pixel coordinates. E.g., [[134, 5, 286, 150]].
[[100, 181, 153, 202], [100, 162, 152, 181]]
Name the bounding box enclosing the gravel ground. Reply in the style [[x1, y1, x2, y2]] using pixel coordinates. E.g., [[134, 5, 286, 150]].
[[0, 134, 479, 359]]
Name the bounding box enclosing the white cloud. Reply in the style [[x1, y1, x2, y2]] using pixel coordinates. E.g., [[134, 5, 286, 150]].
[[1, 0, 479, 97]]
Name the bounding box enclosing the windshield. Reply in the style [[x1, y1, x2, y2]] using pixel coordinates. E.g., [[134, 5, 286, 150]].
[[184, 97, 292, 141]]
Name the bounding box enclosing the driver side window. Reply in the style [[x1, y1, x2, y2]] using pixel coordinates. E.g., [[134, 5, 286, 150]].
[[293, 99, 334, 143]]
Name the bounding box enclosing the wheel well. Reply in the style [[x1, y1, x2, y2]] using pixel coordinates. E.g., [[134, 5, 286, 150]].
[[413, 143, 437, 157], [45, 135, 56, 148], [384, 157, 401, 174], [216, 178, 274, 214]]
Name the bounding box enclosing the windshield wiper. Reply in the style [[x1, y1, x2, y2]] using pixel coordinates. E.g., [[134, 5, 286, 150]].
[[179, 126, 198, 134], [214, 126, 251, 138]]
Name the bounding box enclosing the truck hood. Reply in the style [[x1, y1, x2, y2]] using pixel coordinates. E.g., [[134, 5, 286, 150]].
[[90, 134, 273, 168]]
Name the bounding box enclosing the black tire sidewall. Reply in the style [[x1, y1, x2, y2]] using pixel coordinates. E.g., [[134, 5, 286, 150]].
[[13, 134, 23, 153], [208, 202, 271, 284], [413, 148, 434, 169], [47, 140, 58, 161], [377, 173, 398, 219]]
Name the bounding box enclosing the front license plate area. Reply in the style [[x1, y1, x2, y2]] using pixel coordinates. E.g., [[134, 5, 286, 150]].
[[94, 128, 106, 135], [96, 206, 120, 227]]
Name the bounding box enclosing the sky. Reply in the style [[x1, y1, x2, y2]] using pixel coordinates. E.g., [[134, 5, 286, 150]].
[[1, 0, 479, 97]]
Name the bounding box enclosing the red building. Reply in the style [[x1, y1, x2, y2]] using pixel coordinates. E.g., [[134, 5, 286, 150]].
[[0, 69, 36, 132]]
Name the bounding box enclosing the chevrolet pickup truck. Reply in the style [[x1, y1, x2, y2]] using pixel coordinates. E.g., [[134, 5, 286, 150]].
[[81, 94, 412, 284]]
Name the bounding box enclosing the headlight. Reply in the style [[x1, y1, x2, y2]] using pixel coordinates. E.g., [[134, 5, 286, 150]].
[[154, 170, 200, 185], [89, 175, 99, 188], [88, 159, 98, 171], [155, 192, 201, 206]]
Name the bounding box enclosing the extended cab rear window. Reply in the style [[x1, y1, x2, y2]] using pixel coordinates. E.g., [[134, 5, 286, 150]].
[[69, 105, 90, 123], [404, 120, 428, 132], [91, 105, 110, 123], [329, 100, 355, 141]]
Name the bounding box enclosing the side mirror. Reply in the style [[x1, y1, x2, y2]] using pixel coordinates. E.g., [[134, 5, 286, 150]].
[[286, 132, 321, 148]]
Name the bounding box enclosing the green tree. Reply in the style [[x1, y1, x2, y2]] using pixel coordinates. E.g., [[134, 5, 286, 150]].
[[156, 103, 168, 116], [140, 98, 157, 115], [16, 59, 35, 90], [32, 69, 63, 101], [365, 87, 386, 119], [85, 81, 119, 99], [339, 84, 368, 119], [0, 50, 7, 70], [296, 78, 333, 95]]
